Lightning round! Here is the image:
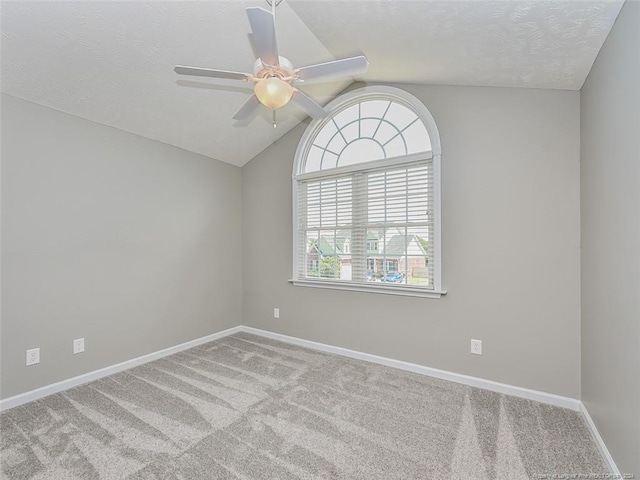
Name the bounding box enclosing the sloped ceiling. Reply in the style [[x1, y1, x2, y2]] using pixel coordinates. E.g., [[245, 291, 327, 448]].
[[288, 0, 624, 90], [0, 1, 623, 166]]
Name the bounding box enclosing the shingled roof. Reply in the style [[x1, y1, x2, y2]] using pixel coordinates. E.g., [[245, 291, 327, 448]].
[[310, 232, 427, 258]]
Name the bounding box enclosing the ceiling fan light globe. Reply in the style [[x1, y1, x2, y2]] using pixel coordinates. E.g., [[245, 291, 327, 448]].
[[254, 77, 293, 110]]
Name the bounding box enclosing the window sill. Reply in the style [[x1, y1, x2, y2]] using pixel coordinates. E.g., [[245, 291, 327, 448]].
[[289, 279, 446, 298]]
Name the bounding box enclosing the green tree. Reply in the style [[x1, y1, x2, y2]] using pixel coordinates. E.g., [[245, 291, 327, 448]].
[[320, 256, 341, 279]]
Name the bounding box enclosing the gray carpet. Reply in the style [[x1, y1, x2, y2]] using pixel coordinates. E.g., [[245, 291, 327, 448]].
[[1, 332, 606, 479]]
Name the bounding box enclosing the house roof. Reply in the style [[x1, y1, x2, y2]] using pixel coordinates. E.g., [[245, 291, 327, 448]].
[[312, 237, 344, 257], [312, 232, 426, 258], [384, 235, 427, 258], [385, 236, 411, 258]]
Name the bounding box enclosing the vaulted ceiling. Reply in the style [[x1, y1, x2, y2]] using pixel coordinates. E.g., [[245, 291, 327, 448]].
[[1, 1, 624, 166]]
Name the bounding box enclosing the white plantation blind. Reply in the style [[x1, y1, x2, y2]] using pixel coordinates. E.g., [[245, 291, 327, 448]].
[[366, 163, 434, 285], [293, 87, 442, 295], [297, 158, 434, 288]]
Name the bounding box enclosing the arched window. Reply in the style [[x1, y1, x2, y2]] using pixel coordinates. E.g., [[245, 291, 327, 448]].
[[292, 86, 443, 297]]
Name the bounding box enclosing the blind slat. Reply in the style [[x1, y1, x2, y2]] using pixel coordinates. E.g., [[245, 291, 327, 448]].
[[298, 160, 434, 288]]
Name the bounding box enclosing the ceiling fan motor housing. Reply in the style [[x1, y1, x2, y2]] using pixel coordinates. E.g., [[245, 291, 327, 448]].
[[254, 57, 294, 81]]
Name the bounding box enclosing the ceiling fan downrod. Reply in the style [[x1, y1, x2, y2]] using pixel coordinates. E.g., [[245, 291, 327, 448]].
[[266, 0, 282, 25]]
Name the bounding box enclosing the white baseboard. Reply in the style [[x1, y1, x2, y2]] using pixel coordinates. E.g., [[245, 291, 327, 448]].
[[243, 328, 623, 473], [579, 402, 622, 475], [1, 324, 581, 413], [239, 326, 581, 411], [3, 324, 620, 472], [0, 326, 244, 412]]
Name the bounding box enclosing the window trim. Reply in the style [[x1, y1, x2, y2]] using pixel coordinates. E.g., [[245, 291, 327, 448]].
[[291, 86, 444, 297], [295, 151, 432, 182], [288, 279, 445, 299]]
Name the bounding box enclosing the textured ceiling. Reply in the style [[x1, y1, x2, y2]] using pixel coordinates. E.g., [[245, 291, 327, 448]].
[[1, 1, 623, 166], [288, 0, 623, 90]]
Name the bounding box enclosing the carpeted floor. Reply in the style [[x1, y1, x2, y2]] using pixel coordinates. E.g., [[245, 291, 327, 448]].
[[1, 332, 605, 479]]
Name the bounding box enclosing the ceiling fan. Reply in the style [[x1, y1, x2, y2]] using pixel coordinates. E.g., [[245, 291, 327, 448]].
[[174, 0, 368, 126]]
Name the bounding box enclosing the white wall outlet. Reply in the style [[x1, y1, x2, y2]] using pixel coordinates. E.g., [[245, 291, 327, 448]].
[[273, 307, 280, 319], [471, 339, 482, 355], [26, 348, 40, 366], [73, 338, 85, 354]]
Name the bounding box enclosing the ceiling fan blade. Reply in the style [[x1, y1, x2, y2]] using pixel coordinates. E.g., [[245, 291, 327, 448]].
[[232, 95, 261, 121], [174, 66, 251, 82], [291, 90, 329, 119], [246, 7, 279, 67], [295, 55, 369, 82]]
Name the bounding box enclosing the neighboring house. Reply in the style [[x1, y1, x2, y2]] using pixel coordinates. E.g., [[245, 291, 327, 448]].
[[307, 235, 350, 279], [307, 228, 429, 282], [370, 233, 429, 278]]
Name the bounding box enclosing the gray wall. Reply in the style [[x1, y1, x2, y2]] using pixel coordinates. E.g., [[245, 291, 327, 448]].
[[580, 1, 640, 475], [242, 84, 582, 398], [1, 95, 242, 399]]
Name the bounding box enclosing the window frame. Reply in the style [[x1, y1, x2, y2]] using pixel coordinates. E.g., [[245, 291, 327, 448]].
[[291, 86, 445, 298]]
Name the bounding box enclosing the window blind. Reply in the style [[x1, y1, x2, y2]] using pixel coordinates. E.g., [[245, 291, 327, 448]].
[[297, 158, 434, 288]]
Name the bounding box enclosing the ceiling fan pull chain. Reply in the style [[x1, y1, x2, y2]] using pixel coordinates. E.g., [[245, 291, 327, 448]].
[[273, 110, 277, 128]]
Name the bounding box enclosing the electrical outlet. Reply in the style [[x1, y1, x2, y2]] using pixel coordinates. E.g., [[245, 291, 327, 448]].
[[73, 338, 85, 354], [471, 339, 482, 355], [26, 348, 40, 366], [273, 307, 280, 319]]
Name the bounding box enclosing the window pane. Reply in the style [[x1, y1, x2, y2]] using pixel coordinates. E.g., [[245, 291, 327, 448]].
[[305, 230, 352, 281], [364, 226, 431, 286], [384, 102, 418, 131], [313, 121, 337, 149], [360, 100, 390, 119], [405, 226, 432, 287], [405, 256, 430, 286], [381, 231, 406, 262], [366, 228, 383, 282], [321, 151, 338, 170], [403, 120, 431, 153], [326, 134, 347, 156], [304, 231, 321, 277], [383, 135, 407, 158], [304, 177, 352, 229], [304, 145, 323, 173], [332, 104, 359, 128], [341, 121, 359, 144], [372, 121, 399, 145], [360, 118, 379, 139], [367, 165, 430, 225], [339, 139, 386, 167], [406, 226, 431, 254]]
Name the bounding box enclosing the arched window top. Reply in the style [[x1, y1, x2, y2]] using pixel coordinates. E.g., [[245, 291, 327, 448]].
[[296, 86, 440, 175], [292, 86, 444, 297]]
